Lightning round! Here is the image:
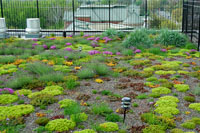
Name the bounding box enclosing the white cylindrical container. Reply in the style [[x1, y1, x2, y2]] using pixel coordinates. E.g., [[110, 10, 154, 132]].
[[0, 18, 7, 33], [25, 18, 41, 34]]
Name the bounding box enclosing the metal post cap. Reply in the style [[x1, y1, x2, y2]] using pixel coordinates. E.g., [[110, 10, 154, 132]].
[[121, 97, 131, 102]]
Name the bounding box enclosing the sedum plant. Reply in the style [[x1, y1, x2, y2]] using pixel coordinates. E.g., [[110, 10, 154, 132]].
[[70, 112, 88, 123], [142, 125, 165, 133], [151, 87, 171, 95], [58, 99, 76, 108], [174, 84, 190, 92], [28, 86, 64, 98], [189, 103, 200, 112], [74, 129, 96, 133], [99, 122, 119, 132], [154, 96, 179, 118], [0, 94, 18, 105], [45, 119, 76, 132], [0, 104, 34, 121], [14, 89, 32, 96], [30, 93, 58, 106]]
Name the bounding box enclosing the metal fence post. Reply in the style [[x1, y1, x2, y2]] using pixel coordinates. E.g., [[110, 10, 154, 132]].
[[191, 0, 194, 41], [145, 0, 147, 28], [182, 0, 185, 33], [0, 0, 3, 18], [109, 0, 111, 29], [198, 15, 200, 51], [186, 0, 188, 33], [36, 0, 39, 18], [72, 0, 75, 35]]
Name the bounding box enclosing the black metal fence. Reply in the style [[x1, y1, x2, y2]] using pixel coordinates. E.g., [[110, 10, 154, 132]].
[[0, 0, 183, 36], [182, 0, 200, 51]]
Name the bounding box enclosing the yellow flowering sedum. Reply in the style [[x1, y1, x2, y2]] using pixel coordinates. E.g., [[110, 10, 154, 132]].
[[95, 79, 103, 83]]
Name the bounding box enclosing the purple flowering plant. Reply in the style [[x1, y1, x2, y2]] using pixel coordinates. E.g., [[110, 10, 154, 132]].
[[50, 38, 56, 40], [103, 51, 113, 55], [0, 88, 14, 94], [65, 47, 72, 52], [50, 45, 56, 49], [32, 38, 38, 41], [88, 50, 101, 55], [161, 49, 167, 52], [43, 44, 48, 49], [134, 49, 141, 53]]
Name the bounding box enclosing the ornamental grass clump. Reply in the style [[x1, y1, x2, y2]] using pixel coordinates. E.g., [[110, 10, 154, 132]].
[[92, 102, 113, 116], [39, 72, 65, 82], [123, 29, 152, 48], [5, 73, 34, 90], [77, 68, 95, 79], [87, 63, 110, 76], [157, 29, 188, 47], [105, 113, 122, 122], [26, 62, 54, 76], [0, 56, 16, 64], [65, 79, 80, 90], [64, 103, 81, 115]]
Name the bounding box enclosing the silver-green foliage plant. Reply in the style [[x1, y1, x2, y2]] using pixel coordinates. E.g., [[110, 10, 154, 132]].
[[5, 73, 34, 90], [123, 29, 152, 48], [26, 62, 54, 76], [157, 29, 187, 47]]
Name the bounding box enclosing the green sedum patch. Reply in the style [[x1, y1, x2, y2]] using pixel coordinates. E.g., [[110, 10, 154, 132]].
[[0, 94, 18, 104], [161, 61, 181, 70], [154, 96, 179, 118], [45, 119, 76, 132], [142, 125, 165, 133], [189, 103, 200, 112], [74, 129, 96, 133], [181, 122, 196, 129], [177, 70, 189, 74], [0, 104, 34, 120], [58, 99, 76, 108], [99, 122, 119, 132], [174, 84, 190, 92], [130, 59, 151, 66], [0, 64, 18, 75], [28, 85, 63, 98], [155, 70, 176, 75], [70, 112, 88, 123], [14, 89, 32, 96], [151, 87, 171, 95]]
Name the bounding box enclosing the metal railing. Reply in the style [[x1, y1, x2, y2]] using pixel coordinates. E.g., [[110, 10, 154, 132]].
[[182, 0, 200, 51], [0, 0, 183, 37]]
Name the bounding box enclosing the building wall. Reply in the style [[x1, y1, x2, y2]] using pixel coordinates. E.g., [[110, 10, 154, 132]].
[[75, 17, 91, 22]]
